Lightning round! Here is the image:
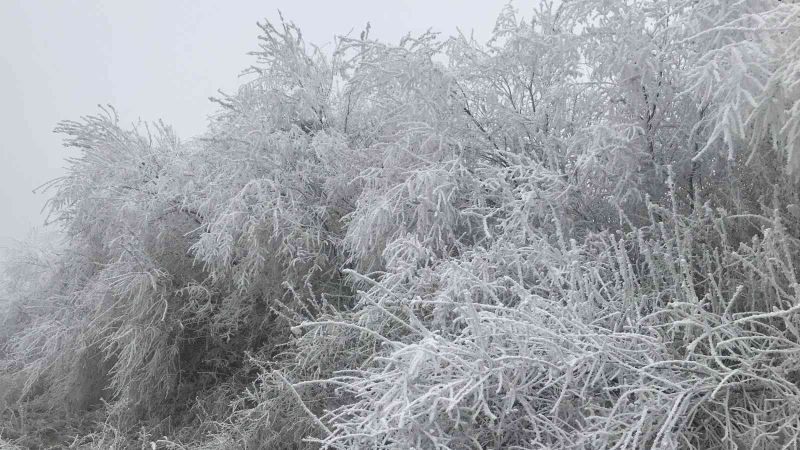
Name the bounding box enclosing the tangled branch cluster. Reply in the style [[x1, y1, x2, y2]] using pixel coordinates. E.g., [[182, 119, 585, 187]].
[[2, 1, 800, 448]]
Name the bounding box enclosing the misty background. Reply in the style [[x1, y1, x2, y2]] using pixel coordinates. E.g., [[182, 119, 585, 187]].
[[0, 0, 534, 246]]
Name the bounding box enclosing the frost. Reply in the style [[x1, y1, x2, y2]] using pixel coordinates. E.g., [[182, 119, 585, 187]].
[[2, 1, 800, 449]]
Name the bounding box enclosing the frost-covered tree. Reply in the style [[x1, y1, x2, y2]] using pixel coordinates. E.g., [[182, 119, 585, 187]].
[[2, 1, 800, 449]]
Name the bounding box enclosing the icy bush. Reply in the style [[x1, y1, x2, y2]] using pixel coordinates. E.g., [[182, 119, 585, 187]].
[[2, 0, 800, 448]]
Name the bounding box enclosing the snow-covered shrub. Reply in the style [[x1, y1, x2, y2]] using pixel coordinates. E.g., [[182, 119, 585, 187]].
[[1, 1, 800, 448]]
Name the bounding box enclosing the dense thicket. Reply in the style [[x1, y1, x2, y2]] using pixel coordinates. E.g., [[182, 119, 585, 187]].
[[3, 1, 800, 448]]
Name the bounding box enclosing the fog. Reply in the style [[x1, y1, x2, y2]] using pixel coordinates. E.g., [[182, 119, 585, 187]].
[[0, 0, 533, 243]]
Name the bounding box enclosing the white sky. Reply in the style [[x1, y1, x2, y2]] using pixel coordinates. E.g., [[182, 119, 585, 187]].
[[0, 0, 535, 243]]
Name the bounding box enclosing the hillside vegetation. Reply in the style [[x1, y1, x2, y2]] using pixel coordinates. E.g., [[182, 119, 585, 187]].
[[3, 1, 800, 448]]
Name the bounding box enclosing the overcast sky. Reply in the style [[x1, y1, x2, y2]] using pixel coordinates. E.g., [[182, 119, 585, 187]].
[[0, 0, 535, 244]]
